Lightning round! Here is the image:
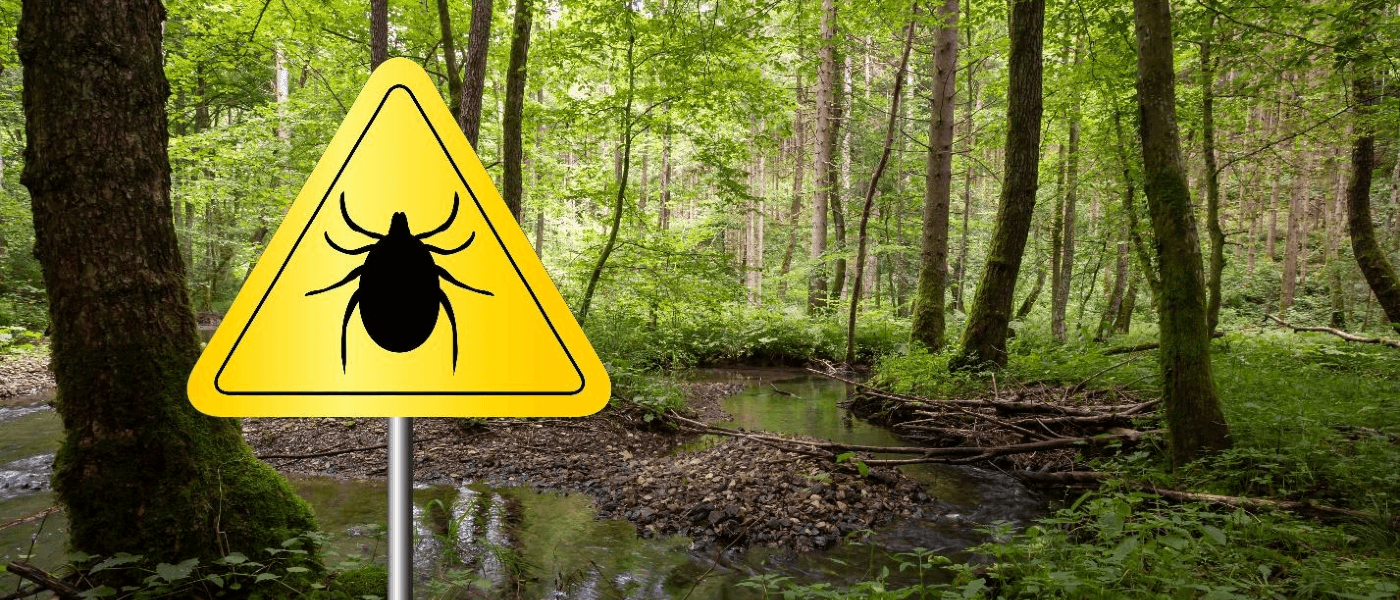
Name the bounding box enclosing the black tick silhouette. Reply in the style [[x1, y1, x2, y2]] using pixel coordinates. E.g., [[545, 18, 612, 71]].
[[307, 192, 492, 371]]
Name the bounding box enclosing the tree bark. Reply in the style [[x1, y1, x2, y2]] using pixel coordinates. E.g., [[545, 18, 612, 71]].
[[829, 48, 847, 305], [808, 0, 837, 313], [779, 77, 805, 302], [370, 0, 388, 69], [1282, 152, 1306, 313], [458, 0, 494, 146], [1346, 61, 1400, 331], [437, 0, 463, 120], [847, 14, 917, 364], [17, 0, 317, 563], [952, 0, 1044, 370], [501, 0, 532, 222], [1200, 13, 1224, 333], [1132, 0, 1231, 466], [910, 0, 959, 351], [953, 0, 977, 313]]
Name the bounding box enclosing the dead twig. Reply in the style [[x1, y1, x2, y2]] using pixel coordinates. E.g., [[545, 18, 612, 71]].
[[1265, 314, 1400, 349]]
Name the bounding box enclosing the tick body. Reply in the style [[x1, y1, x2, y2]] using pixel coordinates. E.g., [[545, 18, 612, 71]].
[[307, 192, 492, 371]]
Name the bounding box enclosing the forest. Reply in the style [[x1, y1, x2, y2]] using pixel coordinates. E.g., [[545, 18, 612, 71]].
[[0, 0, 1399, 597]]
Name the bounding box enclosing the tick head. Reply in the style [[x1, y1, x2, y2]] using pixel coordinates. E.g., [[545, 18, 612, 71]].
[[388, 212, 411, 238]]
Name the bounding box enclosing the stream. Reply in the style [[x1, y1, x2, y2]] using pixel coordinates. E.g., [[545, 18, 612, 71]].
[[0, 369, 1044, 598]]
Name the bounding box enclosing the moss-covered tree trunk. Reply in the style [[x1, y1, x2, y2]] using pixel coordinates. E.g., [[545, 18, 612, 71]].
[[18, 0, 317, 564], [910, 0, 959, 352], [1346, 70, 1400, 331], [952, 0, 1043, 370], [808, 0, 837, 313], [1132, 0, 1231, 466]]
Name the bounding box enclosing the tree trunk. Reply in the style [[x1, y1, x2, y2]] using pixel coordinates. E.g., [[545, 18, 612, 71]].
[[828, 44, 847, 305], [953, 0, 977, 313], [1050, 146, 1066, 336], [458, 0, 494, 146], [501, 0, 532, 222], [847, 14, 916, 364], [1200, 14, 1224, 332], [1097, 240, 1129, 341], [370, 0, 388, 68], [910, 0, 959, 351], [17, 0, 317, 564], [1016, 267, 1046, 319], [779, 77, 805, 303], [808, 0, 837, 313], [1132, 0, 1231, 466], [1058, 111, 1079, 338], [1346, 64, 1400, 331], [437, 0, 463, 120], [577, 30, 637, 326], [1281, 154, 1305, 313], [951, 0, 1044, 370], [1115, 276, 1138, 334]]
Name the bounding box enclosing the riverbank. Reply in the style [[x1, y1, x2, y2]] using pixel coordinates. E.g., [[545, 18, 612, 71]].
[[243, 379, 937, 554], [0, 349, 53, 401]]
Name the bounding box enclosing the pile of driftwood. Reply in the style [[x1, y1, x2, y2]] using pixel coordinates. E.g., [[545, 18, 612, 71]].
[[669, 367, 1160, 472]]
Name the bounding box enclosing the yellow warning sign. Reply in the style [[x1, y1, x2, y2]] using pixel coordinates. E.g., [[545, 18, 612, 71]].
[[188, 58, 609, 417]]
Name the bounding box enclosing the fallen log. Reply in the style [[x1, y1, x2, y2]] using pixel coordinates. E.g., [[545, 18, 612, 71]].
[[1265, 314, 1400, 349], [1013, 471, 1400, 530], [5, 563, 80, 599]]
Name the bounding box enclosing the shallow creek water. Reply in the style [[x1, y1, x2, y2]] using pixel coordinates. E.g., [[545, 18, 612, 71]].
[[0, 369, 1043, 598]]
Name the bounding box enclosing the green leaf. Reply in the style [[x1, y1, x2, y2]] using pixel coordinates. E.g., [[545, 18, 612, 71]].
[[255, 573, 280, 582], [836, 451, 855, 463], [286, 566, 310, 573], [78, 585, 117, 598], [220, 552, 248, 565], [205, 574, 225, 588], [1200, 524, 1227, 545], [155, 558, 199, 582], [90, 553, 140, 573]]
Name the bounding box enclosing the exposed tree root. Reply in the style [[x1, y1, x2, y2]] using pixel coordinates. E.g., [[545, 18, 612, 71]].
[[1265, 314, 1400, 349], [1014, 471, 1400, 530]]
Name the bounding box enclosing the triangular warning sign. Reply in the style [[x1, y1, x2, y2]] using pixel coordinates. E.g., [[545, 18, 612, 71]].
[[189, 59, 609, 417]]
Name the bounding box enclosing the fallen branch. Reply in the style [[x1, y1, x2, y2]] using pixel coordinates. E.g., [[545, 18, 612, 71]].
[[0, 584, 41, 600], [1265, 314, 1400, 349], [0, 507, 62, 533], [672, 410, 1154, 466], [1014, 471, 1400, 530], [5, 562, 81, 599]]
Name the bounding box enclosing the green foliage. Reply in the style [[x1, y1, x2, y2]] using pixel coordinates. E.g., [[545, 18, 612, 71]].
[[63, 533, 328, 599], [0, 325, 43, 353]]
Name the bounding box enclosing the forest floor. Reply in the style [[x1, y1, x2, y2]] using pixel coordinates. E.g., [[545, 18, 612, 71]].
[[242, 381, 937, 554], [0, 348, 53, 400]]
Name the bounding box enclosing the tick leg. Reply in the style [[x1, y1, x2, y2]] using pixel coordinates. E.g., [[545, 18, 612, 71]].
[[425, 231, 475, 255], [416, 192, 460, 240], [325, 231, 374, 255], [340, 192, 383, 240], [306, 266, 362, 296], [342, 291, 360, 372], [438, 289, 458, 372], [437, 266, 493, 296]]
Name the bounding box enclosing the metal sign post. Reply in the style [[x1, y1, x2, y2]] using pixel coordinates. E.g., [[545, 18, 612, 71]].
[[388, 417, 413, 600]]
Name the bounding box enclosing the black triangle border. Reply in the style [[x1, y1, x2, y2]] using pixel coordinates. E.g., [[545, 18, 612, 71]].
[[214, 84, 586, 396]]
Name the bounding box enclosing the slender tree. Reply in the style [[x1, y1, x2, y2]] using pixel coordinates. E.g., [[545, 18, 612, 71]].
[[17, 0, 317, 563], [437, 0, 464, 120], [1132, 0, 1231, 466], [1344, 6, 1400, 331], [459, 0, 494, 145], [1200, 12, 1225, 332], [808, 0, 837, 313], [848, 12, 917, 364], [502, 0, 533, 222], [370, 0, 388, 68], [952, 0, 1044, 370], [910, 0, 960, 351]]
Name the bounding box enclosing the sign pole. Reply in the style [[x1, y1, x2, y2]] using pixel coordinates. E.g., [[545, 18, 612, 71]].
[[388, 416, 413, 600]]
